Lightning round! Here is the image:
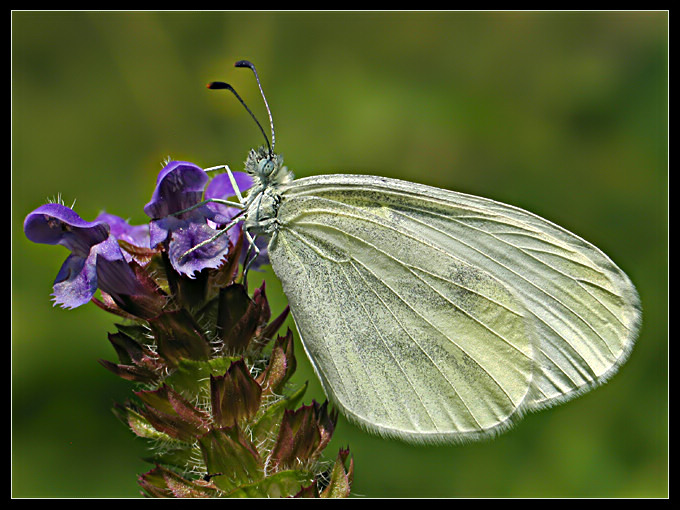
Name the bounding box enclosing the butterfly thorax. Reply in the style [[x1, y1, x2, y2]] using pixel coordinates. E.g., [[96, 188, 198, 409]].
[[242, 146, 292, 235]]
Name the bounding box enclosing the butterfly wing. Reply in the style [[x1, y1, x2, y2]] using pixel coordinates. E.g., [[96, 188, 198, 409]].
[[267, 174, 641, 443]]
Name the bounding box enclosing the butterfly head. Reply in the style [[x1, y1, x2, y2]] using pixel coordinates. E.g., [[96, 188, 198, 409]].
[[245, 145, 293, 189]]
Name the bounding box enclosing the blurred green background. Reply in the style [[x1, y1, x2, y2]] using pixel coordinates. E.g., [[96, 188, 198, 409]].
[[12, 11, 667, 498]]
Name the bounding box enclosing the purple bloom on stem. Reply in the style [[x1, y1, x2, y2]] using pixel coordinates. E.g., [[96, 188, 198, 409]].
[[24, 203, 146, 309], [144, 161, 230, 278]]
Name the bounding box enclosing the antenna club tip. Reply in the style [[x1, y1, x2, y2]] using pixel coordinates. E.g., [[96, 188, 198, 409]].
[[207, 81, 229, 90], [234, 60, 255, 70]]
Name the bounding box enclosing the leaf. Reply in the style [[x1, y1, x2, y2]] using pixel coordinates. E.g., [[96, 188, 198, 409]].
[[148, 309, 211, 365], [135, 385, 211, 441], [320, 448, 353, 498], [225, 469, 314, 498], [139, 466, 220, 498], [165, 356, 239, 400], [113, 403, 176, 442], [250, 382, 308, 447], [256, 329, 296, 395], [198, 427, 263, 492], [210, 359, 262, 428]]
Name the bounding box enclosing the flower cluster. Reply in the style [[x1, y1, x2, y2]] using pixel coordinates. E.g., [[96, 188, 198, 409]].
[[23, 160, 352, 498]]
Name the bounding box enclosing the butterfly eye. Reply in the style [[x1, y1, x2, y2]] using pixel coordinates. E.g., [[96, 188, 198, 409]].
[[260, 158, 276, 176]]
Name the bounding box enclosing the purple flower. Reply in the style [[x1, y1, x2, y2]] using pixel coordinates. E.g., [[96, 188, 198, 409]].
[[144, 161, 228, 278], [143, 161, 266, 277], [144, 161, 210, 223], [24, 203, 146, 309]]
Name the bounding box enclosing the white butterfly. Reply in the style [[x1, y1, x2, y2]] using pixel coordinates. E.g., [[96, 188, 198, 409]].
[[201, 61, 641, 444]]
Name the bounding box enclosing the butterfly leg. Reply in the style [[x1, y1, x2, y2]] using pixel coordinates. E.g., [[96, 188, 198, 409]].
[[179, 215, 246, 261], [221, 165, 266, 286], [241, 232, 261, 288]]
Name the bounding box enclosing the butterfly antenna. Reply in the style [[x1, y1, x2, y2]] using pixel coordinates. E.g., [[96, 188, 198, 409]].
[[234, 60, 276, 156], [206, 80, 272, 156]]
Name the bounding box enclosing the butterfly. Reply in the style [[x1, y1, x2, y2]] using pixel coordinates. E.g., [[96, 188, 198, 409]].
[[197, 61, 641, 444]]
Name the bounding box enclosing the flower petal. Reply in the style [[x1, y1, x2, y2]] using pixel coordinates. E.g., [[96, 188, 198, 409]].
[[24, 203, 109, 256], [144, 161, 209, 220], [52, 252, 98, 308], [167, 217, 230, 278], [96, 212, 150, 249]]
